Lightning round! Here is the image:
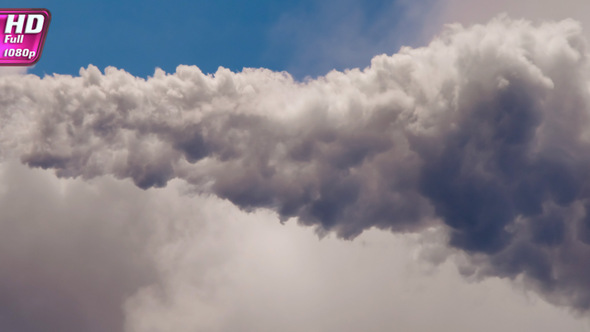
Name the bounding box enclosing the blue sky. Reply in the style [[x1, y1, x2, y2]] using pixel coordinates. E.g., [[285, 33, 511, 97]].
[[8, 0, 433, 79]]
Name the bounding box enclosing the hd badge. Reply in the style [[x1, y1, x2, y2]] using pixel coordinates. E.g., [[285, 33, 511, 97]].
[[0, 9, 51, 66]]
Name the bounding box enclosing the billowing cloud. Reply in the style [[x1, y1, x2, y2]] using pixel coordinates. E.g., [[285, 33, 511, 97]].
[[2, 16, 590, 316]]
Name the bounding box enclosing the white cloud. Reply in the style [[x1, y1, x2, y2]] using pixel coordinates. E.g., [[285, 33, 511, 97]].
[[1, 162, 588, 332]]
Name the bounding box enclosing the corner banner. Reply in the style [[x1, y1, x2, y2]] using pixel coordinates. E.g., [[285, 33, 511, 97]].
[[0, 9, 51, 66]]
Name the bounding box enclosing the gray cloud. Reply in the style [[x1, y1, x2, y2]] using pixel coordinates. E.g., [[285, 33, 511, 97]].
[[0, 162, 158, 332], [2, 16, 590, 315], [1, 163, 588, 332], [430, 0, 590, 40]]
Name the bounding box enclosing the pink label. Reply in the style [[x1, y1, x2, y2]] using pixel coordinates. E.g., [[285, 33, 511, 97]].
[[0, 9, 51, 66]]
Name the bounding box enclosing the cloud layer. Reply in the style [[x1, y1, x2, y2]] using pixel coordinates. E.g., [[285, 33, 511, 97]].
[[3, 16, 590, 315], [4, 163, 588, 332]]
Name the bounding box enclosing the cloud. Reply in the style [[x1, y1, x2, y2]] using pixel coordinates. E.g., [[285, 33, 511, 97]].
[[0, 162, 157, 332], [1, 163, 588, 332], [432, 0, 590, 36], [2, 16, 590, 316]]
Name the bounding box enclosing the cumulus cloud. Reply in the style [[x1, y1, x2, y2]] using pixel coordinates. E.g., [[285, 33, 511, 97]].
[[3, 16, 590, 316]]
